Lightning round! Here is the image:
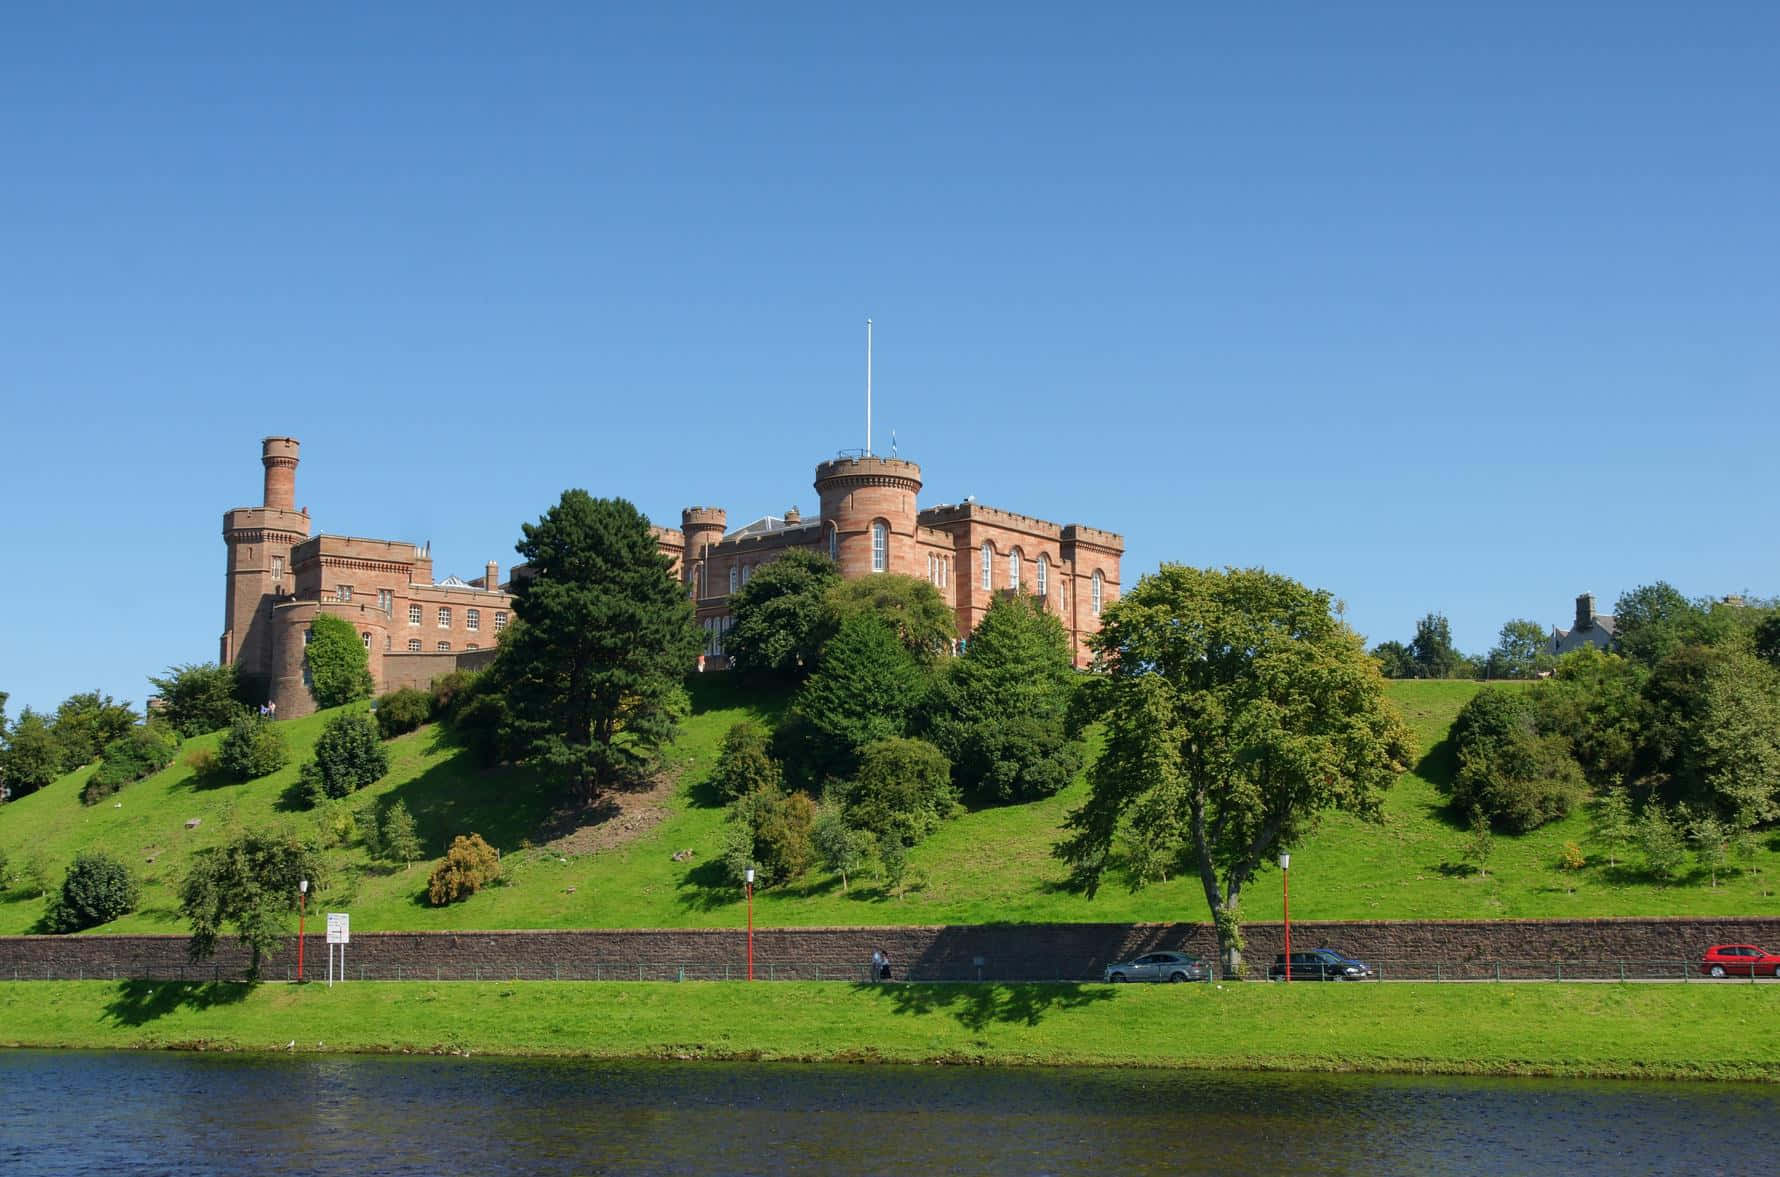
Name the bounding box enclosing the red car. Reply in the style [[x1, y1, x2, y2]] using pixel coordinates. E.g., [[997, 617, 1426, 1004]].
[[1700, 944, 1780, 978]]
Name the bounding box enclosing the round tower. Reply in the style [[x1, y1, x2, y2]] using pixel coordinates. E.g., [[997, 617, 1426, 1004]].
[[814, 456, 922, 578], [681, 507, 727, 599], [262, 436, 300, 510]]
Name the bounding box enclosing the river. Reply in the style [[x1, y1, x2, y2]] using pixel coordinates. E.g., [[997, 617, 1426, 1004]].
[[3, 1050, 1776, 1175]]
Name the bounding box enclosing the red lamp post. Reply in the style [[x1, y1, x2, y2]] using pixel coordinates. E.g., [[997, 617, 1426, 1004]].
[[1279, 853, 1291, 982], [296, 878, 309, 983], [745, 867, 755, 981]]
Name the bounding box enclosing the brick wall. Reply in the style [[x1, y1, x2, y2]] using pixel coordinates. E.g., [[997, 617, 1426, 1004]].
[[6, 917, 1779, 983]]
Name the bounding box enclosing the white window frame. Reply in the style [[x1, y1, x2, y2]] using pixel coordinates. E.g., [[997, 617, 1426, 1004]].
[[378, 588, 393, 613], [827, 525, 838, 561], [981, 542, 993, 590], [1092, 571, 1103, 616], [409, 604, 422, 626], [871, 522, 887, 573], [1009, 548, 1021, 590], [467, 608, 480, 632], [335, 585, 352, 602], [436, 641, 451, 652], [361, 632, 372, 650], [408, 638, 422, 652], [728, 565, 738, 593], [494, 611, 508, 632], [1036, 554, 1048, 599], [438, 607, 451, 628]]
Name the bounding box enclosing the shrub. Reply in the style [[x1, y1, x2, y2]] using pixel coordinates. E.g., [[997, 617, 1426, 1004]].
[[218, 714, 287, 781], [1560, 841, 1587, 871], [82, 725, 179, 805], [811, 810, 876, 893], [375, 688, 433, 739], [306, 614, 375, 709], [427, 833, 501, 905], [711, 721, 781, 801], [1448, 688, 1587, 832], [184, 747, 219, 778], [0, 846, 9, 886], [722, 784, 817, 888], [298, 714, 389, 806], [147, 662, 250, 738], [379, 801, 422, 868], [449, 684, 511, 768], [429, 669, 483, 722], [839, 738, 958, 847], [43, 851, 139, 932], [1639, 805, 1687, 882]]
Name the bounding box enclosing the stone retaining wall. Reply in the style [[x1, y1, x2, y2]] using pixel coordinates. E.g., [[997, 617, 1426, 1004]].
[[6, 917, 1780, 983]]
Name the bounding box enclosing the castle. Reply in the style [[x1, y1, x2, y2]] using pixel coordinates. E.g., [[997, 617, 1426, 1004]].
[[223, 438, 1122, 718]]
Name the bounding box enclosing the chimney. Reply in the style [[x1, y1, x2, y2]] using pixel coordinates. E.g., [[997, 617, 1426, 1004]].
[[785, 505, 801, 524], [486, 560, 500, 591], [1576, 592, 1596, 631]]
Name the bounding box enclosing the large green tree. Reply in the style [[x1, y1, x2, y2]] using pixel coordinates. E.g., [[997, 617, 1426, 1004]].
[[723, 549, 840, 679], [784, 613, 929, 786], [1056, 566, 1412, 977], [149, 663, 250, 738], [1612, 582, 1727, 667], [1485, 619, 1554, 680], [0, 709, 63, 797], [1530, 646, 1645, 789], [927, 593, 1083, 803], [1410, 613, 1461, 679], [1446, 688, 1585, 832], [1633, 645, 1780, 824], [498, 491, 701, 799], [306, 615, 375, 709], [180, 828, 325, 979], [820, 574, 957, 667], [49, 691, 140, 771]]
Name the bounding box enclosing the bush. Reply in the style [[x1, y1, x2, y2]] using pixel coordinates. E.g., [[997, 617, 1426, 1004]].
[[298, 713, 389, 806], [375, 688, 433, 739], [721, 784, 817, 888], [1639, 805, 1688, 882], [43, 851, 139, 932], [427, 833, 501, 905], [306, 614, 375, 709], [838, 738, 958, 847], [82, 725, 179, 805], [447, 679, 511, 768], [1447, 688, 1587, 832], [148, 662, 251, 739], [811, 810, 876, 893], [711, 721, 781, 801], [218, 714, 288, 781], [378, 801, 422, 868], [429, 669, 484, 722], [184, 747, 219, 778]]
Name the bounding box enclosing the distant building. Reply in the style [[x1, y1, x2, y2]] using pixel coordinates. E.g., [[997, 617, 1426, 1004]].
[[1550, 592, 1616, 656], [224, 439, 1122, 719]]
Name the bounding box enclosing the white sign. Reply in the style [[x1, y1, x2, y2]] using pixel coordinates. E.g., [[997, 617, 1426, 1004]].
[[326, 912, 350, 944]]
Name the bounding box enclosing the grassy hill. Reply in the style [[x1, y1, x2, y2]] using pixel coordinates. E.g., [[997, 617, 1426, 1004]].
[[1, 678, 1775, 936]]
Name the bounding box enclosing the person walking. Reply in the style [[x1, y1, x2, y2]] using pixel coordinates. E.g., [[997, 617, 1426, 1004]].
[[879, 950, 893, 981], [870, 948, 886, 982]]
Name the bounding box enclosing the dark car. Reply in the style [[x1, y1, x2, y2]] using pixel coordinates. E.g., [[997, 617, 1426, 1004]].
[[1268, 948, 1375, 981], [1104, 952, 1211, 983], [1700, 944, 1780, 978]]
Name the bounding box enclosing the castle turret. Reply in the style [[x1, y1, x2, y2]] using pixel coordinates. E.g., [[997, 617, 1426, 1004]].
[[222, 436, 311, 695], [681, 507, 727, 599], [262, 436, 300, 510], [815, 455, 922, 578], [1576, 592, 1597, 631]]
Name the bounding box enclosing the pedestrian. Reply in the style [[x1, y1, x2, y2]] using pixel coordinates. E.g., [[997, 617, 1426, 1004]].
[[870, 948, 885, 982], [880, 951, 893, 981], [266, 699, 277, 720]]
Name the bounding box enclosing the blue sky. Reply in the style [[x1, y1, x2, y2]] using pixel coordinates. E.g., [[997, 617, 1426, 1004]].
[[2, 3, 1776, 716]]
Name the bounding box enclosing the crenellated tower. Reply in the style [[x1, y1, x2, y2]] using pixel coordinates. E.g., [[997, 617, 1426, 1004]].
[[815, 455, 922, 578], [681, 507, 727, 599], [221, 436, 311, 693]]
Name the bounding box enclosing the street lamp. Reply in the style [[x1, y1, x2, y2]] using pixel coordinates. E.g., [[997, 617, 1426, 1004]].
[[297, 878, 309, 983], [1278, 854, 1291, 982], [744, 868, 755, 982]]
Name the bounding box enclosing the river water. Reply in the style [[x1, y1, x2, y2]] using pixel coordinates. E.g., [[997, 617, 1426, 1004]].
[[3, 1050, 1776, 1176]]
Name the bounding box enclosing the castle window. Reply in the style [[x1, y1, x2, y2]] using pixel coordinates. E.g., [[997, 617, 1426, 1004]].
[[827, 525, 838, 562], [981, 542, 992, 590], [871, 522, 887, 572], [438, 607, 451, 628], [1009, 548, 1021, 591], [408, 639, 422, 652], [467, 608, 480, 632], [728, 565, 738, 593], [437, 641, 451, 652], [494, 611, 508, 632], [271, 556, 284, 582], [409, 604, 422, 626], [742, 564, 752, 585], [1092, 572, 1103, 616], [378, 589, 393, 613], [361, 632, 372, 650], [302, 628, 312, 646], [467, 643, 478, 651], [335, 585, 353, 602], [1036, 554, 1048, 599]]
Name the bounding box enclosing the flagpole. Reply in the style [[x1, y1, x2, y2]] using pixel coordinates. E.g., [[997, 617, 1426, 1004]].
[[866, 318, 873, 456]]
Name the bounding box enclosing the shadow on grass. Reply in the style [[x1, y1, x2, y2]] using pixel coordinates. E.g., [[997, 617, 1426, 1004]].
[[866, 981, 1114, 1031], [102, 979, 254, 1027], [675, 858, 739, 912]]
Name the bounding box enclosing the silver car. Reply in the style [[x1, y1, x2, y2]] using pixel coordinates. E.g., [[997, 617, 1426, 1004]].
[[1103, 951, 1211, 983]]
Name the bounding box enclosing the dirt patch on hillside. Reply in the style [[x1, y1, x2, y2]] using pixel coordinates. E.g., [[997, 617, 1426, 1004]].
[[539, 774, 679, 856]]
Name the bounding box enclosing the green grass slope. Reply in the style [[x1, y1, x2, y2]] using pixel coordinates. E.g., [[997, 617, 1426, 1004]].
[[1, 679, 1776, 935]]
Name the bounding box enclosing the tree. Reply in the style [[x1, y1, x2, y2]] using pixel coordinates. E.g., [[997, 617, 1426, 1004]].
[[497, 491, 701, 800], [1531, 647, 1645, 789], [819, 574, 957, 667], [1754, 612, 1780, 671], [784, 614, 929, 786], [1637, 805, 1687, 883], [1613, 582, 1724, 667], [811, 810, 875, 893], [723, 549, 841, 679], [47, 691, 140, 772], [83, 725, 179, 805], [1633, 646, 1780, 824], [1485, 619, 1554, 679], [427, 834, 502, 905], [180, 829, 324, 978], [379, 801, 422, 869], [1370, 640, 1414, 679], [926, 594, 1083, 803], [305, 614, 375, 709], [218, 714, 288, 781], [1589, 786, 1635, 868], [1447, 688, 1586, 832], [838, 738, 958, 847], [709, 721, 782, 802], [297, 713, 389, 805], [148, 663, 249, 738], [43, 851, 140, 932], [374, 688, 432, 739], [1687, 811, 1730, 889], [0, 709, 65, 797], [1057, 566, 1412, 977], [1460, 811, 1494, 877], [1410, 613, 1461, 679], [721, 783, 817, 888]]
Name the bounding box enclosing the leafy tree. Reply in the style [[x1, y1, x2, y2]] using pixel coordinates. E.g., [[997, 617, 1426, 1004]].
[[1531, 647, 1645, 789], [1589, 786, 1636, 868], [710, 720, 782, 802], [374, 688, 432, 739], [1056, 566, 1413, 977], [1754, 612, 1780, 671], [877, 835, 910, 898], [721, 783, 817, 888], [1370, 640, 1414, 679], [82, 725, 179, 805], [1410, 613, 1461, 679], [811, 810, 875, 893], [838, 738, 958, 848], [426, 834, 502, 905], [379, 801, 422, 869], [820, 574, 957, 667], [1485, 619, 1554, 679], [784, 614, 928, 786], [1687, 811, 1730, 888], [1633, 646, 1780, 823], [298, 713, 389, 805], [0, 688, 8, 744], [218, 714, 288, 781], [497, 491, 701, 799], [1637, 805, 1687, 883], [0, 709, 67, 797], [180, 828, 324, 979], [148, 663, 250, 738], [1447, 688, 1586, 832], [926, 594, 1083, 803], [23, 852, 54, 898], [305, 614, 375, 709], [1460, 811, 1494, 877], [47, 691, 140, 772], [724, 549, 841, 679], [1611, 582, 1735, 667], [43, 851, 140, 932]]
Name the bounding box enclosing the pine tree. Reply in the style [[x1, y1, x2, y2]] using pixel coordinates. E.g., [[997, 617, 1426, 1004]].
[[1589, 786, 1635, 868], [381, 801, 422, 869]]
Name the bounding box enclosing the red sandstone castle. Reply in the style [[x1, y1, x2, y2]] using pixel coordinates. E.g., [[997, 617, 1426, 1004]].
[[224, 438, 1122, 718]]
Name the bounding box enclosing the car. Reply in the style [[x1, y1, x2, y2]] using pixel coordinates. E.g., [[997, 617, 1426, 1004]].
[[1103, 952, 1211, 983], [1700, 944, 1780, 978], [1268, 948, 1376, 981]]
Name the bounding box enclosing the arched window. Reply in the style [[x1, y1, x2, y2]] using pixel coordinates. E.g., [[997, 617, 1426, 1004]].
[[871, 521, 888, 572], [827, 524, 838, 562], [742, 563, 752, 585], [1091, 571, 1103, 616], [1008, 548, 1021, 590], [981, 542, 993, 590], [728, 565, 738, 593], [1036, 554, 1048, 599]]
